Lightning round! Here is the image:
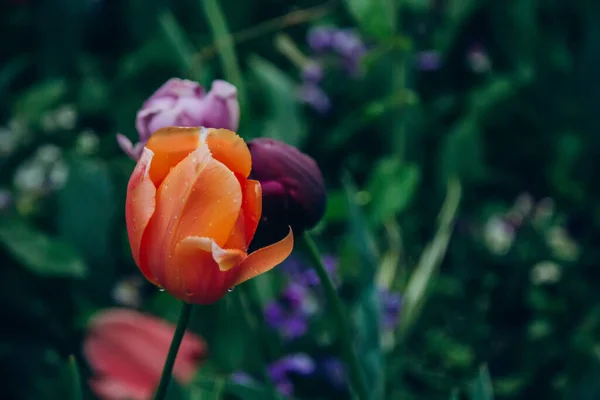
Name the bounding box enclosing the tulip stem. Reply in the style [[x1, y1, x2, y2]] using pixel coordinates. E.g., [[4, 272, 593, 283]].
[[300, 232, 370, 400], [153, 301, 194, 400]]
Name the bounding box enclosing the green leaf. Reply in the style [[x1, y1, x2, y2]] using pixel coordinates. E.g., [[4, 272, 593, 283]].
[[344, 0, 396, 39], [400, 179, 461, 337], [0, 218, 87, 278], [468, 365, 495, 400], [13, 79, 68, 124], [341, 172, 384, 398], [56, 155, 116, 272], [194, 375, 280, 400], [201, 0, 247, 107], [351, 284, 384, 399], [158, 11, 196, 74], [0, 55, 29, 99], [324, 190, 349, 222], [248, 56, 306, 147], [66, 356, 82, 400], [342, 171, 380, 279], [367, 158, 420, 224]]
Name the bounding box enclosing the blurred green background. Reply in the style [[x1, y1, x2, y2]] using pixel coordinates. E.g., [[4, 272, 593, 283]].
[[2, 0, 600, 399]]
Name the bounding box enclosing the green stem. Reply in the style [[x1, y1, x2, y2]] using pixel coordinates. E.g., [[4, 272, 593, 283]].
[[153, 301, 194, 400], [300, 232, 370, 400], [236, 286, 280, 400]]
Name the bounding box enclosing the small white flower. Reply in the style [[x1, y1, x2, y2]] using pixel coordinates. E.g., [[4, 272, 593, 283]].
[[14, 162, 46, 193], [36, 144, 62, 164], [75, 130, 100, 154], [54, 105, 77, 130], [547, 226, 579, 262], [483, 216, 515, 255], [530, 261, 561, 285]]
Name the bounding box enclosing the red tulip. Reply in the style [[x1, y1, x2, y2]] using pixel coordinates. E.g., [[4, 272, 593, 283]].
[[84, 308, 206, 400], [126, 127, 294, 304]]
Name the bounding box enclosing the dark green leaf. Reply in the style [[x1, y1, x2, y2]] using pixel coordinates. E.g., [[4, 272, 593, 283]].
[[468, 365, 494, 400], [13, 79, 68, 124], [0, 218, 87, 278], [344, 0, 396, 39], [400, 179, 461, 337], [158, 11, 196, 74], [367, 158, 420, 224], [248, 55, 306, 147], [66, 356, 82, 400], [56, 155, 116, 272], [201, 0, 247, 107]]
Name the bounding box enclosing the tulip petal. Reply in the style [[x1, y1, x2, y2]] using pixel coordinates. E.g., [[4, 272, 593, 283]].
[[145, 126, 202, 186], [234, 227, 294, 286], [242, 179, 262, 244], [144, 143, 242, 287], [169, 236, 245, 303], [125, 148, 158, 285], [202, 128, 252, 178]]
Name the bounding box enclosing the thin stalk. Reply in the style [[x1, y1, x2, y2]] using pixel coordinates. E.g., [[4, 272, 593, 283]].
[[153, 302, 194, 400], [300, 232, 370, 400]]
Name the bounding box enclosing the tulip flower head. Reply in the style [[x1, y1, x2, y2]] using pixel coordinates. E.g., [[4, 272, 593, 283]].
[[126, 126, 294, 304], [84, 308, 206, 400], [247, 138, 326, 249]]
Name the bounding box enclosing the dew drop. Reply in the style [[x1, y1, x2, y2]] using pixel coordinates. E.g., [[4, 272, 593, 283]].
[[227, 287, 235, 293], [158, 288, 165, 292]]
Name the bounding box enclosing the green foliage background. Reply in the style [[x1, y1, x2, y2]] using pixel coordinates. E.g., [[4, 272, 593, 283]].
[[1, 0, 600, 399]]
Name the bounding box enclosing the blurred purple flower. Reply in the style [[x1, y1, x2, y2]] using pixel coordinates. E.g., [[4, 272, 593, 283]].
[[230, 372, 255, 386], [265, 283, 312, 339], [321, 357, 347, 388], [268, 354, 315, 396], [307, 26, 336, 52], [118, 78, 240, 160], [298, 84, 331, 114], [302, 62, 324, 84], [331, 29, 367, 62], [280, 255, 338, 287], [416, 50, 442, 71], [378, 288, 403, 330]]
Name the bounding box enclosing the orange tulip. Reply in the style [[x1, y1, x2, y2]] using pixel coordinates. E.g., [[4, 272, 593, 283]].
[[125, 126, 294, 304]]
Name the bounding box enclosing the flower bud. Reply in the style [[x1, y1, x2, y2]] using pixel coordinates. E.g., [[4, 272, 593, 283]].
[[247, 138, 326, 248]]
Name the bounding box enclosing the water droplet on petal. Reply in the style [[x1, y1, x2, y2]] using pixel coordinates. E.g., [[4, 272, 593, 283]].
[[158, 288, 165, 292], [227, 287, 235, 293]]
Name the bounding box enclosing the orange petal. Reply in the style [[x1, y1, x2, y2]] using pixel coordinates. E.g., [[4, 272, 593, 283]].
[[222, 178, 262, 251], [203, 128, 252, 178], [143, 144, 242, 286], [241, 179, 262, 244], [234, 227, 294, 286], [125, 148, 158, 284], [222, 210, 248, 251], [145, 127, 202, 186], [168, 236, 246, 303]]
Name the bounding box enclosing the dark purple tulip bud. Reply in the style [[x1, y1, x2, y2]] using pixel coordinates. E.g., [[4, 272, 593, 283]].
[[247, 138, 326, 249]]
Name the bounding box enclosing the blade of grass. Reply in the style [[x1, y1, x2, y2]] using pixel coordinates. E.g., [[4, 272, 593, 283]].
[[399, 178, 462, 337], [67, 355, 82, 400], [158, 11, 197, 75], [201, 0, 247, 108]]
